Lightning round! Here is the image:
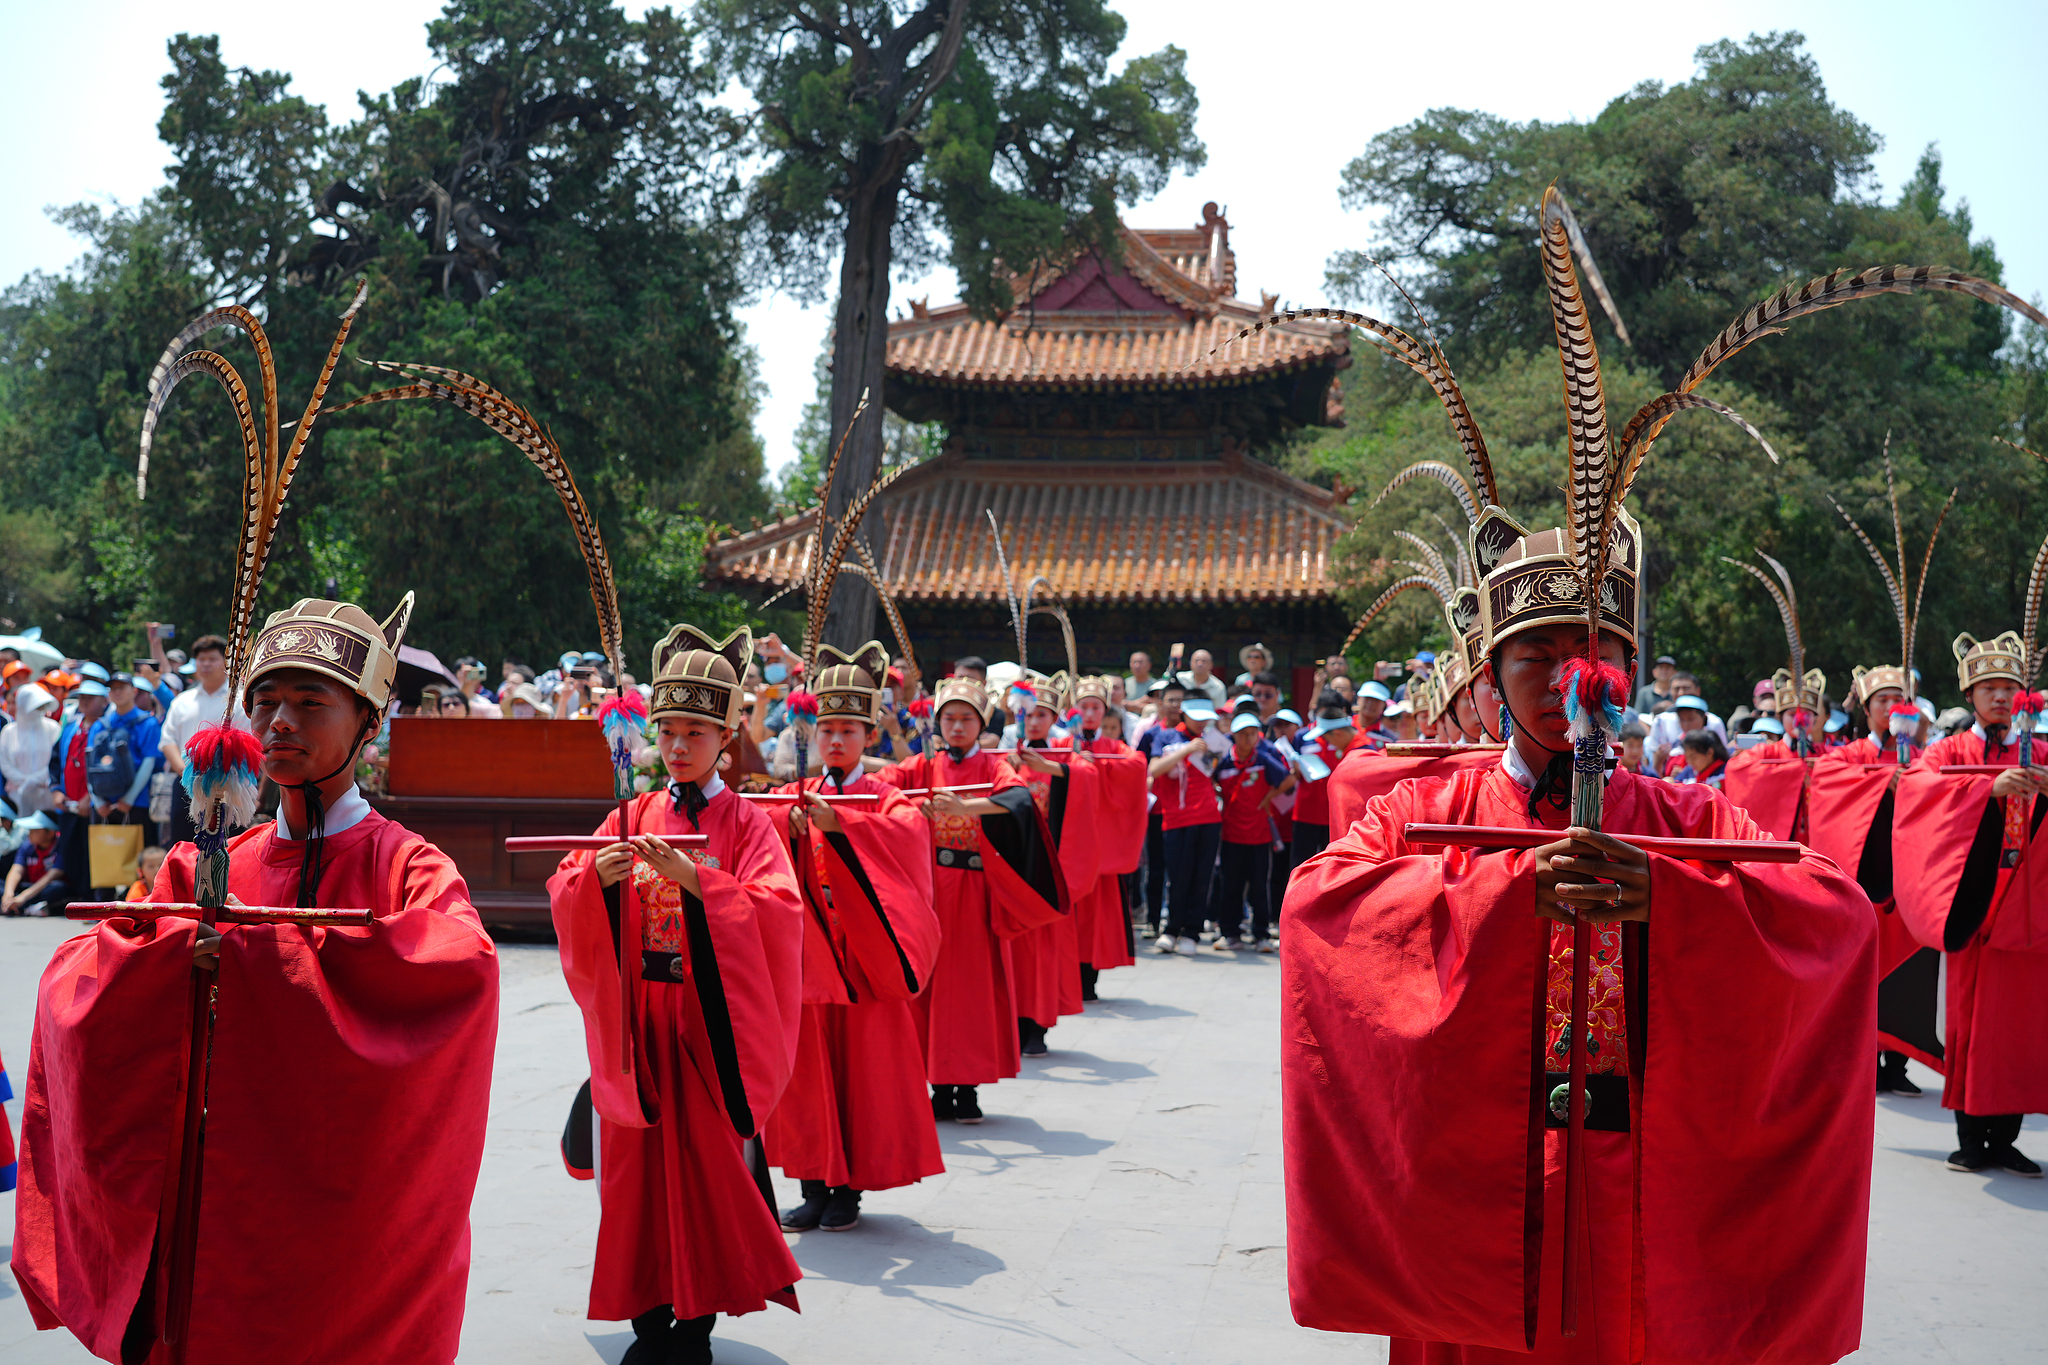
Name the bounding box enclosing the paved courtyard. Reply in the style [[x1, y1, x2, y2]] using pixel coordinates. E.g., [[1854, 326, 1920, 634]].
[[2, 915, 2042, 1363]]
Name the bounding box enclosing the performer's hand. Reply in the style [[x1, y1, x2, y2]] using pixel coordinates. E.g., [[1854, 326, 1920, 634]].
[[1990, 768, 2048, 800], [801, 790, 842, 833], [593, 840, 635, 887], [1016, 748, 1061, 775], [1533, 827, 1651, 925], [192, 922, 223, 971], [925, 790, 970, 820], [631, 833, 701, 895]]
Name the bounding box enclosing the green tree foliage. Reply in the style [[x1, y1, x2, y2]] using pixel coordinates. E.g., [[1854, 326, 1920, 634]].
[[713, 0, 1203, 644], [1307, 32, 2047, 711], [0, 6, 770, 670]]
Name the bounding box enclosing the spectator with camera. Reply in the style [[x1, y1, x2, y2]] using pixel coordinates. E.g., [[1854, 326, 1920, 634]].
[[452, 658, 501, 717]]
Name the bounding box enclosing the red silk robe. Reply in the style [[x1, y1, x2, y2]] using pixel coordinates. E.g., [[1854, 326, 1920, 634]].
[[1, 1047, 15, 1194], [13, 811, 499, 1365], [1721, 739, 1811, 842], [1284, 764, 1873, 1364], [878, 749, 1064, 1085], [761, 772, 944, 1192], [1324, 744, 1499, 839], [1808, 743, 1944, 1069], [548, 787, 804, 1321], [1073, 733, 1149, 972], [1894, 731, 2048, 1114], [1009, 744, 1097, 1029]]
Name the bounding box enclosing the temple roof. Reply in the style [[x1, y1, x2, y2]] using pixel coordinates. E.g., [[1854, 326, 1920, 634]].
[[885, 203, 1349, 395], [707, 450, 1350, 607]]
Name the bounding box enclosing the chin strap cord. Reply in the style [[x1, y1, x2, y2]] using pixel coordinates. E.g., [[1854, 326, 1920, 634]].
[[293, 714, 377, 908]]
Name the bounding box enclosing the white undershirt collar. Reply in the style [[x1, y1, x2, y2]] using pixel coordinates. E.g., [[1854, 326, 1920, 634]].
[[274, 783, 370, 841]]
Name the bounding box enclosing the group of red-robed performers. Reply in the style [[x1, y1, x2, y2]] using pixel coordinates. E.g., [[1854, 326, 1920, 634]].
[[543, 632, 1152, 1362]]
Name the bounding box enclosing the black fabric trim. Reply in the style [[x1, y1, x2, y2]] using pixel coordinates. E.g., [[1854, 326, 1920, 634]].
[[1523, 922, 1547, 1352], [603, 882, 622, 953], [1877, 946, 1945, 1061], [682, 888, 757, 1137], [795, 830, 859, 1003], [561, 1079, 595, 1174], [981, 784, 1061, 909], [827, 830, 918, 995], [1854, 789, 1896, 903], [1046, 767, 1070, 839], [1947, 799, 2006, 950], [1543, 1073, 1631, 1132]]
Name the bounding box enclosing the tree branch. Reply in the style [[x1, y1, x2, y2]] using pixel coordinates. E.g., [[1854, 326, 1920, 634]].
[[887, 0, 967, 138]]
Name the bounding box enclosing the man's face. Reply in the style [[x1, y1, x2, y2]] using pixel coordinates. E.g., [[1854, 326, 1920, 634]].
[[1493, 628, 1631, 751], [1025, 706, 1056, 742], [816, 716, 870, 772], [75, 695, 106, 723], [1156, 689, 1185, 725], [437, 694, 468, 718], [1328, 676, 1356, 703], [249, 670, 372, 786], [1355, 696, 1386, 728], [195, 648, 227, 687], [1078, 696, 1107, 730], [1864, 687, 1906, 736], [1251, 681, 1280, 715], [1189, 650, 1214, 680], [656, 715, 727, 785], [1129, 652, 1150, 676], [1452, 688, 1482, 742], [1972, 679, 2019, 727], [1672, 677, 1700, 698], [1245, 650, 1269, 674], [1653, 662, 1675, 685], [108, 680, 137, 713], [937, 701, 982, 749]]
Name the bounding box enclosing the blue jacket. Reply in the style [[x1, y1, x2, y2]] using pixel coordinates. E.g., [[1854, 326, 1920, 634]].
[[86, 705, 162, 807]]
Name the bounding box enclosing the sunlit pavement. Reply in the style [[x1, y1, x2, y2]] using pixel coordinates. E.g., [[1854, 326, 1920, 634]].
[[3, 916, 2042, 1363]]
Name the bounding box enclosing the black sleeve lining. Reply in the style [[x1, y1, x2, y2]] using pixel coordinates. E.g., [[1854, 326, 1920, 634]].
[[1946, 798, 2006, 951], [826, 829, 919, 995], [682, 889, 756, 1137]]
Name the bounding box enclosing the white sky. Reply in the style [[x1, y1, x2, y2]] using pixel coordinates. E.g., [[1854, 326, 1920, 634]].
[[6, 0, 2043, 484]]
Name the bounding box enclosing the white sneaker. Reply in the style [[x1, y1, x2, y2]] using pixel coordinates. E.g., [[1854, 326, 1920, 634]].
[[1175, 936, 1199, 957], [1257, 938, 1279, 954], [1208, 936, 1236, 953], [1154, 931, 1178, 954]]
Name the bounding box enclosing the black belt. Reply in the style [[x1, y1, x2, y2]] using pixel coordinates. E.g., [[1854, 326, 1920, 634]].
[[936, 847, 983, 871], [642, 949, 688, 983], [1543, 1072, 1630, 1132]]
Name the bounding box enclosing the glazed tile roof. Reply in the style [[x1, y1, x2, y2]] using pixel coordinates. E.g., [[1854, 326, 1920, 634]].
[[708, 454, 1351, 606], [887, 212, 1347, 391]]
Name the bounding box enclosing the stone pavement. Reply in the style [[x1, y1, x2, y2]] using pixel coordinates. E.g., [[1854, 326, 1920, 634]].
[[2, 915, 2043, 1363]]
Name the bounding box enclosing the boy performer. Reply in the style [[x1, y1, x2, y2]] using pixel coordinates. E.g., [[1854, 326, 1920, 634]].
[[14, 594, 501, 1364], [1808, 664, 1942, 1093], [547, 624, 806, 1364], [763, 643, 943, 1233], [879, 675, 1064, 1122], [1892, 633, 2048, 1175], [1722, 664, 1828, 842], [1069, 677, 1149, 992], [1006, 678, 1096, 1054]]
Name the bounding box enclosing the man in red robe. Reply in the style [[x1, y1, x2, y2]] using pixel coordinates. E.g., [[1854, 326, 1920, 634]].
[[1807, 664, 1941, 1093], [13, 592, 500, 1365], [1285, 513, 1875, 1363], [1892, 631, 2048, 1176], [762, 642, 942, 1233], [1069, 678, 1148, 995], [547, 624, 805, 1365], [1004, 679, 1095, 1054], [877, 676, 1064, 1123], [1722, 666, 1828, 841]]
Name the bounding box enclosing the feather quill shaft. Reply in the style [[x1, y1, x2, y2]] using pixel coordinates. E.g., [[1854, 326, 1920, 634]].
[[1340, 576, 1446, 656], [1373, 460, 1480, 526]]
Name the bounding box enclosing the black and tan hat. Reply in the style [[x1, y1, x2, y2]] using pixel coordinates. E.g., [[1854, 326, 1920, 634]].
[[1850, 664, 1912, 707], [244, 592, 415, 711], [1071, 675, 1114, 706], [1477, 506, 1642, 655], [814, 640, 888, 725], [650, 624, 751, 728], [1954, 631, 2025, 694], [1772, 666, 1827, 716], [933, 675, 993, 723]]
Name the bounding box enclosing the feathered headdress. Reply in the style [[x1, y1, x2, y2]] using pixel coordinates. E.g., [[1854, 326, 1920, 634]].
[[1720, 551, 1824, 721], [137, 280, 371, 843], [1826, 433, 1956, 704]]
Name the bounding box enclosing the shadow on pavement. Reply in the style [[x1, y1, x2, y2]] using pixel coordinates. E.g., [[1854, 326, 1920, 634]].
[[584, 1330, 790, 1364], [940, 1113, 1116, 1163], [788, 1215, 1008, 1290], [1023, 1051, 1157, 1084], [1082, 997, 1196, 1021], [1890, 1148, 2048, 1208]]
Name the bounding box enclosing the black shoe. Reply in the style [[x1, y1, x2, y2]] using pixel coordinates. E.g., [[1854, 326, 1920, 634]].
[[1947, 1147, 1992, 1172], [954, 1085, 985, 1124], [1080, 965, 1099, 1001], [821, 1185, 863, 1230], [622, 1305, 676, 1365], [1876, 1057, 1922, 1095], [779, 1179, 830, 1230], [931, 1084, 956, 1121], [1019, 1019, 1048, 1057], [1987, 1144, 2044, 1177]]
